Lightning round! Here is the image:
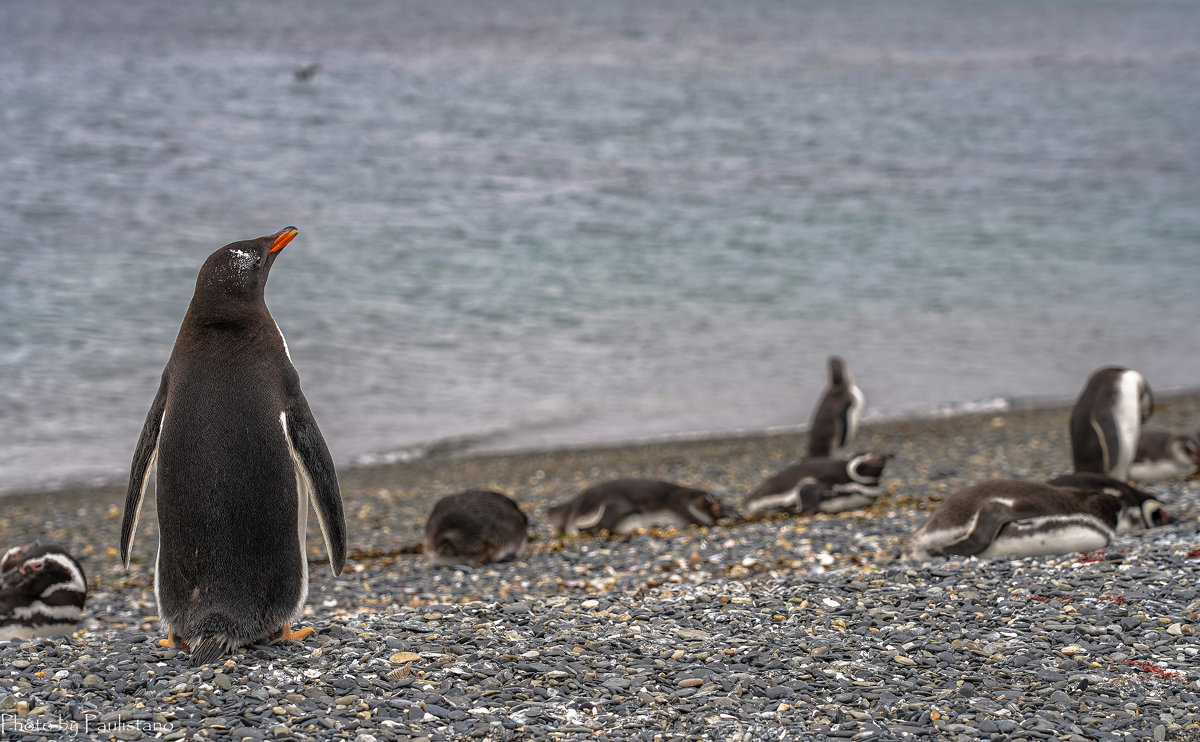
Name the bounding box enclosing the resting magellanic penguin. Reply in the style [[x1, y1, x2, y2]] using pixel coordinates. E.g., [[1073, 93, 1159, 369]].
[[548, 479, 728, 536], [0, 543, 87, 640], [1129, 428, 1200, 481], [903, 478, 1167, 562], [744, 452, 888, 517]]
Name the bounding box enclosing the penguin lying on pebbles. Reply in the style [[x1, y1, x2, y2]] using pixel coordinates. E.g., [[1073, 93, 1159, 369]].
[[1069, 366, 1153, 481], [548, 479, 728, 536], [1129, 428, 1200, 481], [744, 452, 889, 517], [424, 490, 529, 566], [121, 227, 347, 665], [0, 543, 88, 640], [903, 477, 1168, 562], [807, 356, 864, 459]]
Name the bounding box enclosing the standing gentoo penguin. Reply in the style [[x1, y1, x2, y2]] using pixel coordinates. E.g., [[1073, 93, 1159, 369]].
[[744, 452, 889, 517], [903, 478, 1168, 562], [1068, 366, 1153, 480], [121, 227, 347, 665], [0, 543, 88, 640], [1129, 428, 1200, 481], [807, 356, 864, 459], [424, 490, 529, 566], [548, 479, 728, 536]]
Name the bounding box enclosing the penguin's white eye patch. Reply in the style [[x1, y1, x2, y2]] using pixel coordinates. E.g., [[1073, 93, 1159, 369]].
[[229, 249, 258, 272]]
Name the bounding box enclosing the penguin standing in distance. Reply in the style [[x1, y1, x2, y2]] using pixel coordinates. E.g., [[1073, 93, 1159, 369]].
[[744, 452, 889, 517], [1129, 428, 1200, 481], [424, 490, 529, 567], [1068, 366, 1152, 481], [548, 479, 728, 536], [0, 543, 88, 640], [807, 356, 864, 459], [903, 478, 1168, 562], [121, 227, 347, 665]]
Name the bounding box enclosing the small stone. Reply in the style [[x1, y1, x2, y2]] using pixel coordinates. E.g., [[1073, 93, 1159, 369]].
[[893, 655, 916, 665], [1166, 624, 1183, 636], [335, 695, 359, 706], [678, 678, 703, 688], [1153, 725, 1167, 741]]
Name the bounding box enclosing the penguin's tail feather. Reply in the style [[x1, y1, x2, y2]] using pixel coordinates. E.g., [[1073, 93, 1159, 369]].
[[187, 614, 247, 666], [190, 636, 231, 666]]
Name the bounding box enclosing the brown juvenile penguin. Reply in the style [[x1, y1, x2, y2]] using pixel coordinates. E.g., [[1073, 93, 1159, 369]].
[[424, 490, 529, 566]]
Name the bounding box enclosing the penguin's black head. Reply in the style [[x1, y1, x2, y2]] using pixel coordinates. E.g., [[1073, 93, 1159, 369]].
[[847, 451, 889, 482], [194, 226, 298, 305], [827, 355, 846, 386]]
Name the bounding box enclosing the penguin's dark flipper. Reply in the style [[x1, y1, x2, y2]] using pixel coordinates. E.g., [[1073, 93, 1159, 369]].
[[798, 482, 829, 514], [1090, 408, 1120, 477], [594, 501, 637, 533], [285, 395, 347, 576], [935, 501, 1014, 557], [834, 404, 851, 451], [122, 372, 168, 568]]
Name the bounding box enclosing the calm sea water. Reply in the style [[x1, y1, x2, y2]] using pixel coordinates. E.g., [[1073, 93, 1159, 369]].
[[2, 0, 1199, 493]]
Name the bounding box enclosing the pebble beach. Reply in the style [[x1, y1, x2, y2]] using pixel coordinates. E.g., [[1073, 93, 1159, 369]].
[[1, 394, 1198, 741]]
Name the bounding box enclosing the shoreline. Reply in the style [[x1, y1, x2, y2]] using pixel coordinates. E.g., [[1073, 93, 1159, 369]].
[[6, 386, 1199, 509], [0, 386, 1196, 739]]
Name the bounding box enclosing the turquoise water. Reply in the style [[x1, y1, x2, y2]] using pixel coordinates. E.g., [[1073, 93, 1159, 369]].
[[2, 0, 1199, 492]]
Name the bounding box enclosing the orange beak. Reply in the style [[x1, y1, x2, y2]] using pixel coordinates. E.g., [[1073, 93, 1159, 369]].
[[271, 227, 299, 253]]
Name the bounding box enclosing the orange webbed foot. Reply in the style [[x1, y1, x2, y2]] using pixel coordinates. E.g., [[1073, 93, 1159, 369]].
[[158, 631, 191, 651], [269, 625, 316, 642]]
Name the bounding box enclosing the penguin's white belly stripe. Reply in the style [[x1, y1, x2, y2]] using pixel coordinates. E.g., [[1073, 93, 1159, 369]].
[[746, 488, 801, 515], [818, 494, 874, 512], [980, 516, 1112, 558], [275, 321, 292, 361], [1112, 371, 1141, 478], [613, 511, 691, 535], [847, 384, 864, 443], [280, 412, 310, 618], [13, 602, 83, 621]]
